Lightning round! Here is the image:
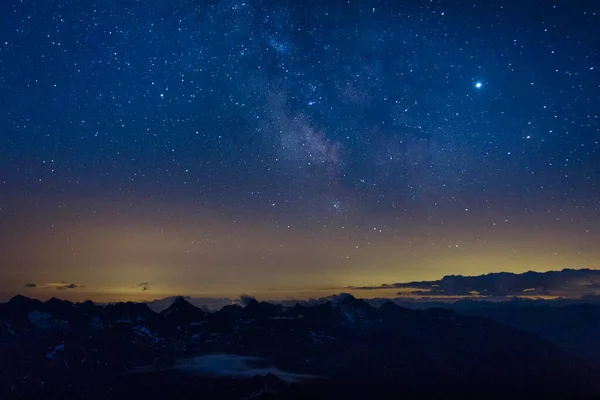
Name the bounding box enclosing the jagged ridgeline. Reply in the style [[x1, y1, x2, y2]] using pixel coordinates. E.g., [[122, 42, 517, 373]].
[[1, 295, 599, 399]]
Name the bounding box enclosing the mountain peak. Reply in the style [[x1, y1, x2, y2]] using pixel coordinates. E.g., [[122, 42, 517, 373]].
[[241, 299, 282, 319], [162, 296, 198, 313], [171, 296, 192, 307], [339, 294, 358, 305], [9, 294, 31, 304], [160, 296, 205, 323], [8, 295, 43, 308], [244, 298, 260, 308], [46, 297, 72, 306], [340, 295, 373, 311]]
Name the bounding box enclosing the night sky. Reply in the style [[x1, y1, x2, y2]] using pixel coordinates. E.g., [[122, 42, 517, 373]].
[[0, 0, 599, 302]]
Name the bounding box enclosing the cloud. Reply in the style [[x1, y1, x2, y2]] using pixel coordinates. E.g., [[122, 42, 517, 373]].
[[22, 281, 83, 290], [345, 268, 600, 299], [62, 283, 80, 289], [138, 354, 319, 383], [49, 282, 83, 290]]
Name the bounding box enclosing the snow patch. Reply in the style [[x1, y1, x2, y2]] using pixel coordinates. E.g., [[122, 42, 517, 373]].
[[0, 320, 16, 336], [45, 344, 65, 360], [309, 330, 322, 343], [28, 311, 69, 331], [90, 316, 104, 330], [28, 310, 52, 324], [343, 311, 355, 323], [133, 325, 161, 344], [308, 330, 337, 342]]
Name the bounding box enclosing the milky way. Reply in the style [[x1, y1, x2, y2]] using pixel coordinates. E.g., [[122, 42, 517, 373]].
[[0, 0, 598, 301]]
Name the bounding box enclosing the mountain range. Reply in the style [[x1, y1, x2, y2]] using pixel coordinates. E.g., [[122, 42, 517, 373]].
[[1, 294, 600, 399], [135, 268, 600, 316]]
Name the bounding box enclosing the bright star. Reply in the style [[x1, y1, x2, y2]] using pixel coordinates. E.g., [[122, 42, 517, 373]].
[[475, 82, 483, 89]]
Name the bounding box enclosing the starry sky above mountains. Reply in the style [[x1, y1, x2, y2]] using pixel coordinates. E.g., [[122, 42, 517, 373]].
[[0, 0, 599, 301]]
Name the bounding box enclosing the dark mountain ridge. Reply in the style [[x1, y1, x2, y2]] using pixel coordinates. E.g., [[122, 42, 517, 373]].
[[454, 302, 600, 361], [0, 295, 599, 399]]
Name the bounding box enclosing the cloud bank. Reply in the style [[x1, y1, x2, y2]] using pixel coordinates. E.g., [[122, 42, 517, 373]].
[[22, 281, 83, 291], [139, 354, 318, 383], [177, 355, 318, 382], [346, 268, 600, 299]]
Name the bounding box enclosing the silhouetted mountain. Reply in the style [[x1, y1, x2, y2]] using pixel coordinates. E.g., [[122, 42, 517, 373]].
[[103, 301, 156, 324], [242, 299, 284, 319], [160, 296, 206, 327], [219, 304, 244, 319], [0, 295, 599, 399], [75, 299, 98, 313], [44, 297, 75, 315], [7, 295, 44, 311], [455, 302, 600, 361], [146, 295, 234, 312]]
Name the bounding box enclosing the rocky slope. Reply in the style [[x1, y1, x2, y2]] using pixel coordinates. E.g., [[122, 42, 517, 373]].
[[0, 295, 598, 399]]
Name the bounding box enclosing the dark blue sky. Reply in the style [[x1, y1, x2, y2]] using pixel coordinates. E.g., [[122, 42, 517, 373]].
[[0, 0, 598, 301]]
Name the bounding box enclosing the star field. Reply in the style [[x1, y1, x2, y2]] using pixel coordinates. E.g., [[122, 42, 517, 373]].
[[0, 0, 599, 301]]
